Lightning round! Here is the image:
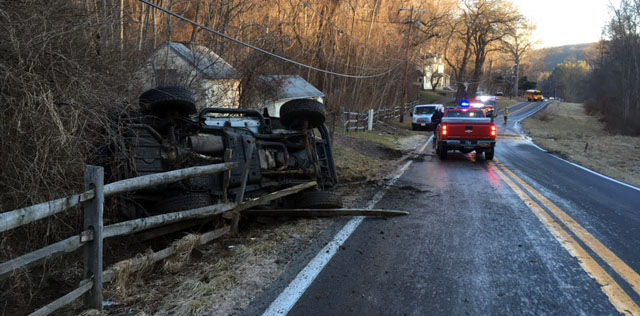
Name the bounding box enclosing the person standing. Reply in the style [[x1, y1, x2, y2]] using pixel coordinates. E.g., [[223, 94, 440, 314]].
[[431, 109, 444, 147], [504, 108, 509, 125]]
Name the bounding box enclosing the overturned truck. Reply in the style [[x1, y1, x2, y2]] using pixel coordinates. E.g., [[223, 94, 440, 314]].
[[104, 86, 341, 219]]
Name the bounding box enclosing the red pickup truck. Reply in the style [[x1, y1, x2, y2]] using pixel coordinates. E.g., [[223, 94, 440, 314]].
[[435, 108, 497, 160]]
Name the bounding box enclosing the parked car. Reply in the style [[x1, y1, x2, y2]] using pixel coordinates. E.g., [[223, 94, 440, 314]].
[[102, 87, 341, 219], [410, 104, 445, 131], [435, 108, 497, 160]]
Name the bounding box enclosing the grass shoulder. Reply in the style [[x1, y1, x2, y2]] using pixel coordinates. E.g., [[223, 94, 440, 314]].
[[522, 102, 640, 187]]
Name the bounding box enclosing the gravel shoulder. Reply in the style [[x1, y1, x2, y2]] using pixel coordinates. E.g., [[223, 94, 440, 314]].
[[521, 102, 640, 187]]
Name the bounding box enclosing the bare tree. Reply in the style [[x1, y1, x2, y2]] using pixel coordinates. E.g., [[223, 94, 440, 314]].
[[500, 19, 535, 97], [444, 0, 525, 100]]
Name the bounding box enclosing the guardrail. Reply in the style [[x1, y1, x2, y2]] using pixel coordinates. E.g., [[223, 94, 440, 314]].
[[0, 163, 317, 316]]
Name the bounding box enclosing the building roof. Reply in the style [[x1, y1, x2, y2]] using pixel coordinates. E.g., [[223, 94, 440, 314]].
[[162, 42, 240, 79], [256, 75, 324, 102]]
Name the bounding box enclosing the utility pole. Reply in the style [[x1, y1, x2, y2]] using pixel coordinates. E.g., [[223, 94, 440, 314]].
[[399, 7, 426, 123], [514, 60, 520, 98]]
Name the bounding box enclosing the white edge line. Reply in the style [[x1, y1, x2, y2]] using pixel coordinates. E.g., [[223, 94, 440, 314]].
[[526, 142, 640, 193], [512, 102, 640, 193], [261, 159, 415, 316], [419, 135, 434, 153]]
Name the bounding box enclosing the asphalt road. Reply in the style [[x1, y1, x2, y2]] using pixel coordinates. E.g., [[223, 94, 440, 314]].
[[250, 101, 640, 316]]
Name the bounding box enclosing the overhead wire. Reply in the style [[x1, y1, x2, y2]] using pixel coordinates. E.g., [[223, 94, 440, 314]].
[[138, 0, 400, 79]]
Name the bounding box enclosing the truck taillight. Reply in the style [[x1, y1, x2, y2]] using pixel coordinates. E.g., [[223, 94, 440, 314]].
[[442, 124, 447, 136], [491, 124, 496, 137]]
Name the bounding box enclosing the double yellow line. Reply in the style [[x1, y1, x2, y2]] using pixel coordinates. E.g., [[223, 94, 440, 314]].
[[491, 160, 640, 315]]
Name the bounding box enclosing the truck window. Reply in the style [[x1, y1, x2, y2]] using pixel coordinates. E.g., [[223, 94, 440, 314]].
[[446, 110, 484, 117]]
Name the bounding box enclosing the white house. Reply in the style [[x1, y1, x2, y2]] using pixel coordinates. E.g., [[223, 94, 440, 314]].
[[248, 75, 324, 117], [139, 42, 241, 109], [418, 54, 451, 91]]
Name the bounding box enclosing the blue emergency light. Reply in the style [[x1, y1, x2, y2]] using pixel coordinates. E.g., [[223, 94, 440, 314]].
[[460, 100, 470, 108]]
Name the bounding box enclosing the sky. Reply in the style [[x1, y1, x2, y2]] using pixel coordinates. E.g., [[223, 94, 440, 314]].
[[512, 0, 612, 48]]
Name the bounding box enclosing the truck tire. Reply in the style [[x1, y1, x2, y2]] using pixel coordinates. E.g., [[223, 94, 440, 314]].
[[154, 193, 212, 213], [485, 149, 494, 160], [290, 190, 343, 209], [139, 86, 197, 115], [280, 99, 326, 129], [438, 143, 448, 160]]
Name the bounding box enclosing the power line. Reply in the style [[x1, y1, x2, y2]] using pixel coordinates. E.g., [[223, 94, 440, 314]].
[[138, 0, 400, 79]]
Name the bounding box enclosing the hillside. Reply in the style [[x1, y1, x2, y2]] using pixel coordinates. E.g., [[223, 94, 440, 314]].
[[535, 43, 594, 72]]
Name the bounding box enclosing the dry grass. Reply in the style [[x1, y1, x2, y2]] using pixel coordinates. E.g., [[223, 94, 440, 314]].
[[334, 146, 389, 182], [522, 102, 640, 187], [336, 130, 399, 149], [100, 218, 334, 316]]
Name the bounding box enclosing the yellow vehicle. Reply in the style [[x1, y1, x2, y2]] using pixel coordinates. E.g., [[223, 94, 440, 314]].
[[525, 89, 544, 102]]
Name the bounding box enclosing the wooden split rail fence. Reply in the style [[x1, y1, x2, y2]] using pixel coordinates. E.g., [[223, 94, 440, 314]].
[[0, 163, 318, 316], [341, 102, 419, 133]]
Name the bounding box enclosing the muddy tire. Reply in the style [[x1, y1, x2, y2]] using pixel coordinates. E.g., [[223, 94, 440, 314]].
[[485, 148, 494, 160], [290, 190, 343, 209], [139, 86, 197, 115], [279, 99, 326, 129], [155, 193, 212, 213]]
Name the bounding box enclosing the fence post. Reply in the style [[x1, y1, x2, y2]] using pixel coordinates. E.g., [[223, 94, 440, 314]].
[[367, 109, 374, 131], [82, 165, 104, 309], [345, 109, 350, 133]]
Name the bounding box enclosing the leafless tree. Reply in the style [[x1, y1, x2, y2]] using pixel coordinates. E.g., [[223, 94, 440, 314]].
[[500, 19, 535, 97]]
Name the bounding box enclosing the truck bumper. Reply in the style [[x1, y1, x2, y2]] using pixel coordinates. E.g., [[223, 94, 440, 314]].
[[442, 140, 495, 150], [412, 122, 436, 130]]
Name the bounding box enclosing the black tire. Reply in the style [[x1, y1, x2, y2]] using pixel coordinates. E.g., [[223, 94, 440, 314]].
[[279, 99, 326, 129], [154, 193, 212, 213], [139, 86, 197, 115], [485, 149, 494, 160], [438, 143, 448, 160], [290, 190, 343, 209], [412, 125, 417, 131]]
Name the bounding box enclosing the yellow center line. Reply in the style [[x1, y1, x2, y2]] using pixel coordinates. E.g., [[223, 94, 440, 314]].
[[494, 160, 640, 298], [491, 163, 640, 315]]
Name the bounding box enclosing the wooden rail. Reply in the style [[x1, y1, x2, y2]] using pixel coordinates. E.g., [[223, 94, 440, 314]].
[[0, 162, 238, 234], [0, 161, 332, 316], [341, 102, 418, 133]]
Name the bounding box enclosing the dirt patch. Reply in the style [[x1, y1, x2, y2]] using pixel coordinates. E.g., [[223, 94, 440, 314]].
[[522, 102, 640, 187], [332, 129, 424, 183], [397, 134, 428, 151], [333, 134, 403, 161]]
